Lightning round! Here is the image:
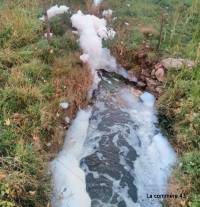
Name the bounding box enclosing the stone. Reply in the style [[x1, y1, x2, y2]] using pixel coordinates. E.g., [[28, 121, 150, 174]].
[[151, 69, 156, 76], [146, 78, 157, 86], [155, 68, 165, 82], [155, 86, 162, 94], [161, 58, 196, 70], [155, 63, 163, 70], [141, 69, 150, 77], [131, 88, 143, 96]]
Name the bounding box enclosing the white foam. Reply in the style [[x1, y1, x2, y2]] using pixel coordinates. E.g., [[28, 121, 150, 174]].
[[140, 92, 155, 107], [107, 28, 116, 39], [80, 88, 176, 207], [44, 32, 53, 38], [59, 102, 69, 109], [80, 53, 90, 63], [40, 5, 69, 21], [102, 9, 113, 17], [93, 0, 103, 5], [120, 90, 176, 206], [51, 109, 92, 207], [51, 7, 176, 207], [71, 11, 117, 96]]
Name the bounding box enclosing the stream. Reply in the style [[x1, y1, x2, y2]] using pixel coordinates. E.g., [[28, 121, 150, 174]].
[[51, 72, 176, 207], [50, 8, 176, 207]]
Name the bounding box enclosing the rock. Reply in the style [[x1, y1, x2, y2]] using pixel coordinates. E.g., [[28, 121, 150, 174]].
[[141, 69, 150, 77], [155, 63, 163, 70], [139, 26, 159, 37], [127, 70, 138, 82], [145, 78, 157, 93], [131, 88, 142, 96], [46, 142, 52, 147], [155, 86, 162, 94], [0, 172, 6, 181], [102, 9, 113, 18], [161, 58, 196, 70], [151, 69, 156, 76], [146, 78, 157, 86], [60, 102, 69, 109], [138, 52, 147, 59], [72, 30, 79, 35], [155, 68, 165, 82]]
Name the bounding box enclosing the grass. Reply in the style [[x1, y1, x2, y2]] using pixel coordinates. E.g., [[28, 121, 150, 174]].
[[0, 0, 199, 206], [0, 1, 90, 206], [103, 0, 200, 206], [159, 65, 200, 206]]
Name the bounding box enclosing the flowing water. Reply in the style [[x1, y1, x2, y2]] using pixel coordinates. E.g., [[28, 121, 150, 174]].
[[51, 8, 176, 207], [51, 73, 176, 207]]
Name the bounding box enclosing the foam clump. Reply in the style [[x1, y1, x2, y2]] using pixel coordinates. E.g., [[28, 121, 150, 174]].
[[119, 89, 176, 206], [40, 5, 69, 21], [71, 11, 106, 68], [59, 102, 69, 109], [93, 0, 103, 5], [140, 92, 155, 107], [71, 11, 117, 96], [51, 109, 92, 207], [102, 9, 113, 17]]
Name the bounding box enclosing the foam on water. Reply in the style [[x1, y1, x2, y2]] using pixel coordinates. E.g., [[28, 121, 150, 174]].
[[51, 72, 176, 207], [71, 11, 132, 97], [79, 80, 176, 207], [51, 8, 176, 207], [121, 90, 176, 206], [51, 109, 92, 207]]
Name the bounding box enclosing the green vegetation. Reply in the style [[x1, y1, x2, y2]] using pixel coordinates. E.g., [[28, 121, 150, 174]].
[[104, 0, 200, 206], [159, 65, 200, 206], [0, 1, 90, 206], [0, 0, 199, 206]]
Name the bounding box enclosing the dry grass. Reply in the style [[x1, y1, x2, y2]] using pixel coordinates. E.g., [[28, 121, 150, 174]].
[[43, 52, 92, 152], [84, 0, 101, 15], [53, 52, 92, 116]]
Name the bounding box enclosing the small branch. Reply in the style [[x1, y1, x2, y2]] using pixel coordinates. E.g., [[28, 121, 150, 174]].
[[157, 14, 165, 51], [43, 0, 51, 41]]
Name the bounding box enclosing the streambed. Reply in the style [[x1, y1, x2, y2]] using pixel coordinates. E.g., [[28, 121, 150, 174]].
[[51, 73, 176, 207], [50, 8, 176, 207]]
